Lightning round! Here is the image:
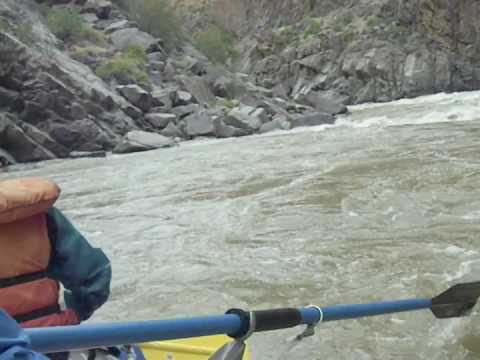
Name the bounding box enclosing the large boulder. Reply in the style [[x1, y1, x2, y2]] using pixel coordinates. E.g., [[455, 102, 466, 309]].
[[21, 122, 69, 157], [147, 51, 167, 63], [110, 28, 161, 52], [212, 76, 233, 97], [0, 114, 55, 162], [183, 111, 215, 138], [160, 122, 183, 138], [104, 20, 134, 35], [224, 105, 263, 134], [151, 87, 175, 109], [113, 130, 175, 154], [214, 117, 248, 138], [178, 76, 215, 106], [296, 53, 324, 72], [303, 90, 348, 115], [290, 112, 335, 128], [254, 55, 283, 77], [187, 59, 207, 76], [171, 104, 203, 119], [46, 118, 113, 151], [259, 115, 291, 134], [250, 107, 270, 123], [145, 113, 177, 129], [116, 85, 152, 112], [174, 90, 196, 106], [82, 0, 112, 20], [0, 148, 15, 167]]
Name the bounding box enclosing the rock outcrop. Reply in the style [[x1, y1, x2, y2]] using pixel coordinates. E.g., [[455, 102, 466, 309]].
[[113, 130, 176, 153], [174, 0, 480, 105], [0, 0, 345, 165]]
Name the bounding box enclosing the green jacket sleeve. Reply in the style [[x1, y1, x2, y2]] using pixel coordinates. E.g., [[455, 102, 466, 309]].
[[46, 207, 112, 321]]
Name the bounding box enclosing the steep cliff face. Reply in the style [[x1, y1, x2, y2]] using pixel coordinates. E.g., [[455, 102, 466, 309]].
[[176, 0, 480, 105], [0, 0, 140, 164], [175, 0, 352, 34]]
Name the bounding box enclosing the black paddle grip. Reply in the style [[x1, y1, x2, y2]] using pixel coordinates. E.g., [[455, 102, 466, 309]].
[[226, 308, 302, 338], [254, 308, 302, 332]]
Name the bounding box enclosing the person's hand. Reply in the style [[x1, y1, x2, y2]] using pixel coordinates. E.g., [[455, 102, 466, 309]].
[[0, 309, 49, 359]]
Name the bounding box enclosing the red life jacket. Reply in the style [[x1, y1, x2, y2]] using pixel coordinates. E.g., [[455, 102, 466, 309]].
[[0, 178, 79, 328]]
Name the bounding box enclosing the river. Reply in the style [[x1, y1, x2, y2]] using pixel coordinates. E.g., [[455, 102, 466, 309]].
[[2, 90, 480, 359]]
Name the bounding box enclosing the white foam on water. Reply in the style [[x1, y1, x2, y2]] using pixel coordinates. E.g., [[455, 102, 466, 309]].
[[336, 115, 389, 128], [253, 122, 339, 139], [341, 107, 480, 129], [461, 210, 480, 220], [390, 318, 406, 325], [351, 90, 480, 110], [436, 245, 478, 257], [343, 90, 480, 129], [428, 318, 470, 348], [443, 260, 478, 282]]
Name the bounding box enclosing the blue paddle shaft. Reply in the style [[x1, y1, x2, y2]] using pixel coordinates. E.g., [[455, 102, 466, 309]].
[[27, 314, 241, 353], [319, 298, 432, 321], [27, 299, 432, 353]]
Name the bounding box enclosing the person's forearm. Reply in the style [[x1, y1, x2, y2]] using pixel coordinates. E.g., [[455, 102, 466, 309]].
[[47, 207, 112, 321]]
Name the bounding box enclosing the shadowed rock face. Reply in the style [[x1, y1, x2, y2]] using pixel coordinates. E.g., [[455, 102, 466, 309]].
[[175, 0, 480, 104], [0, 31, 137, 159], [0, 0, 142, 163]]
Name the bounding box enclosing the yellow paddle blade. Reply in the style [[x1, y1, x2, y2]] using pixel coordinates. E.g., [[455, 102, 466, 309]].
[[140, 335, 250, 360]]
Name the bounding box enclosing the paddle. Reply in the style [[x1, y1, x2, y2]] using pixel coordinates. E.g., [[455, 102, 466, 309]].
[[26, 281, 480, 354]]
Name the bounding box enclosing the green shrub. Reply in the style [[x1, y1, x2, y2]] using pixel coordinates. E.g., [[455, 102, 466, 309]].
[[0, 18, 10, 33], [46, 7, 104, 44], [365, 15, 380, 27], [46, 7, 84, 42], [125, 0, 182, 48], [303, 18, 323, 39], [96, 58, 150, 86], [96, 46, 149, 87], [195, 24, 237, 64], [70, 45, 110, 63], [79, 26, 106, 44], [110, 0, 127, 9], [216, 97, 238, 109], [343, 28, 357, 42], [38, 3, 50, 17], [0, 18, 35, 44], [333, 13, 355, 33], [382, 23, 409, 41], [271, 25, 298, 51], [124, 44, 148, 63], [16, 23, 35, 44], [278, 25, 295, 37], [339, 13, 354, 26]]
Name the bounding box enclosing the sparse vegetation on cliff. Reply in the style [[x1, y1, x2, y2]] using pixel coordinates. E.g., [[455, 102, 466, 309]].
[[0, 18, 34, 44], [46, 7, 104, 45], [195, 24, 237, 64], [96, 44, 150, 87], [121, 0, 182, 48]]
